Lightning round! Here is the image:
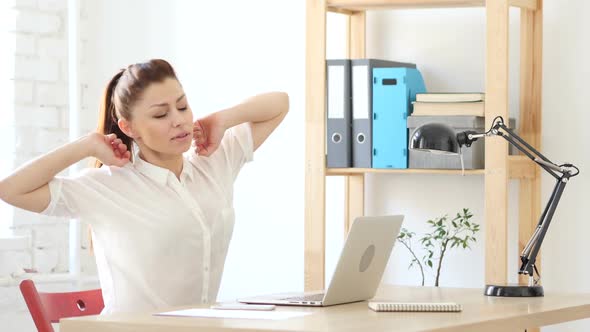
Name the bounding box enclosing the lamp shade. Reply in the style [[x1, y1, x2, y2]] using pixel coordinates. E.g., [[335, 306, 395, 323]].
[[409, 123, 459, 154]]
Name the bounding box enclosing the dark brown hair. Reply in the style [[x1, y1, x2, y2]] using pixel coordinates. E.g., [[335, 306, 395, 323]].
[[94, 59, 179, 167]]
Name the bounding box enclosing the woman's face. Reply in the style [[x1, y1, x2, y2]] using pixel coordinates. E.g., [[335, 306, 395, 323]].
[[126, 77, 193, 157]]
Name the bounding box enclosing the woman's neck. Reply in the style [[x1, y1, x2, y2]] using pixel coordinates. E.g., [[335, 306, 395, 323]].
[[137, 147, 184, 179]]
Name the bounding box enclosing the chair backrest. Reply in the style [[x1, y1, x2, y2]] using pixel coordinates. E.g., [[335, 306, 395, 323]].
[[19, 279, 104, 332]]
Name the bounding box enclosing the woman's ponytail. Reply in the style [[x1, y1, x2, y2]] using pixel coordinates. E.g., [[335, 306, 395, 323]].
[[94, 69, 133, 168]]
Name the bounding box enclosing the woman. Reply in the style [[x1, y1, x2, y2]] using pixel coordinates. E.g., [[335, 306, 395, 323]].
[[0, 59, 289, 314]]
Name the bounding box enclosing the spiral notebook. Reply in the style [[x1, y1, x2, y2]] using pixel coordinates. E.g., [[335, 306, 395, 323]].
[[368, 301, 462, 312]]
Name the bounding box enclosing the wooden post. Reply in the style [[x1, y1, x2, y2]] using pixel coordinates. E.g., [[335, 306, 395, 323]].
[[518, 2, 543, 287], [305, 0, 327, 292], [518, 2, 543, 332], [485, 0, 510, 285], [344, 11, 366, 234]]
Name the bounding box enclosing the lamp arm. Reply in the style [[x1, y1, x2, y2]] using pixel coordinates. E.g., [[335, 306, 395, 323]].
[[518, 177, 568, 280], [493, 121, 561, 179], [462, 117, 573, 179]]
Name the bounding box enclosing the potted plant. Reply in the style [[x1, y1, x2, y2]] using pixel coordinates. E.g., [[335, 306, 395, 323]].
[[397, 208, 480, 287]]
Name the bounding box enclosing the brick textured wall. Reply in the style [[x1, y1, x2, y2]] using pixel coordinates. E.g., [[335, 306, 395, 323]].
[[3, 0, 96, 279], [1, 2, 98, 331]]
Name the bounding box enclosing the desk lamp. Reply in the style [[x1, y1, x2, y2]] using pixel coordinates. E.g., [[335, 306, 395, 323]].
[[409, 116, 579, 297]]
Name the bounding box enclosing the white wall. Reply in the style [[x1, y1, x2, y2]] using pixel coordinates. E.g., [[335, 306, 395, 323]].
[[538, 1, 590, 331]]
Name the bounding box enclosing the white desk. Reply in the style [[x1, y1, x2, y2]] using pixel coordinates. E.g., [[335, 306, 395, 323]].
[[61, 285, 590, 332]]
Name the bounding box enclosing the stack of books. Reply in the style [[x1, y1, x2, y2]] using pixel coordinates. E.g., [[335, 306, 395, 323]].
[[412, 92, 485, 116]]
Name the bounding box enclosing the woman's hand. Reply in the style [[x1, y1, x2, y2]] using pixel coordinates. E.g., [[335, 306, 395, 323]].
[[90, 133, 131, 167], [193, 113, 227, 157]]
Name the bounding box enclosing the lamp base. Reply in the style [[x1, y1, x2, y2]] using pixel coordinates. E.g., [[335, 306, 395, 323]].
[[484, 284, 544, 297]]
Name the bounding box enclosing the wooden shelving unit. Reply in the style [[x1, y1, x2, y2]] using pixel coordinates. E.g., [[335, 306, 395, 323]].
[[305, 0, 543, 307]]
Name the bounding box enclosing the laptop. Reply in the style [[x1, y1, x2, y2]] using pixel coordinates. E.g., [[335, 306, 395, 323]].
[[238, 215, 403, 307]]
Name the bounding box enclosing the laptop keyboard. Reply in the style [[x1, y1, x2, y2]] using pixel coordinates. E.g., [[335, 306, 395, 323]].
[[280, 293, 325, 302]]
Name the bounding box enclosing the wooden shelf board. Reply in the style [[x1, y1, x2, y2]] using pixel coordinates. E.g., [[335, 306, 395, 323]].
[[326, 168, 485, 175], [326, 0, 536, 12], [326, 155, 535, 178], [327, 0, 485, 11]]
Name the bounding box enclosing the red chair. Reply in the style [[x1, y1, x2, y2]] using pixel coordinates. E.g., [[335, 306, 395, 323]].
[[19, 279, 104, 332]]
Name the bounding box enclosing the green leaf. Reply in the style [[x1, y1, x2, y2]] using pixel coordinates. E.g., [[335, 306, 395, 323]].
[[427, 260, 433, 268], [452, 221, 458, 228]]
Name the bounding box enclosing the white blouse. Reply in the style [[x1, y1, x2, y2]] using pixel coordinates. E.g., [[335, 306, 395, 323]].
[[41, 123, 253, 314]]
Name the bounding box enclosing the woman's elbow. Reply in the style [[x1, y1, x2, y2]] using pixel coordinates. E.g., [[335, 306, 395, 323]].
[[0, 179, 9, 203], [278, 92, 289, 114]]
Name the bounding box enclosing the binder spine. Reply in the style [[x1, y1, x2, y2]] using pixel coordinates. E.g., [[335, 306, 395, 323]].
[[372, 68, 408, 169], [351, 63, 371, 168], [372, 67, 426, 169], [351, 59, 419, 168], [326, 60, 352, 168]]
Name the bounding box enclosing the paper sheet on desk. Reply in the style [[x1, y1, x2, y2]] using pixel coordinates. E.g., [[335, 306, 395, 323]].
[[155, 308, 311, 320]]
